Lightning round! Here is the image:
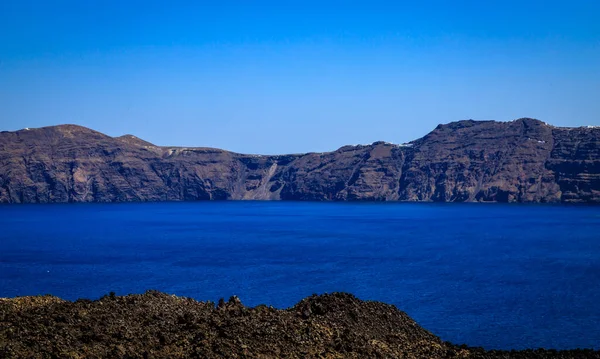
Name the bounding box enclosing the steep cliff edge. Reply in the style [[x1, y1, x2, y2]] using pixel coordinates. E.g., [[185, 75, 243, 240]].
[[1, 119, 598, 203]]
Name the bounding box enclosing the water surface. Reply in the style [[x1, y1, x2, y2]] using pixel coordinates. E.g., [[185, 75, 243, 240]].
[[1, 202, 599, 350]]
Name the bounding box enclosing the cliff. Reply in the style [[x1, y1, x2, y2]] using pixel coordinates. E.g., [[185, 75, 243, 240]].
[[0, 119, 598, 203], [1, 291, 599, 358]]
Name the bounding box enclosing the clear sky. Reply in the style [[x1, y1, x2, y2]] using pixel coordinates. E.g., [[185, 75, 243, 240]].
[[1, 1, 599, 154]]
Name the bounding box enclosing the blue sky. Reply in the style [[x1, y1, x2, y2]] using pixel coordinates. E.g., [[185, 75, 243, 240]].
[[1, 1, 599, 154]]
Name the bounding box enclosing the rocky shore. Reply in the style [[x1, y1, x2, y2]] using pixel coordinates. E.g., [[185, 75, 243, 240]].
[[1, 291, 598, 358]]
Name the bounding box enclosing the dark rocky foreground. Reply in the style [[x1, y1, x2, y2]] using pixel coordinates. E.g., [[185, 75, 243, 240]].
[[0, 291, 598, 358], [1, 118, 599, 204]]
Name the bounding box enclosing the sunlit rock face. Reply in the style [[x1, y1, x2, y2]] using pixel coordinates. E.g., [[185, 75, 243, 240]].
[[1, 118, 598, 203]]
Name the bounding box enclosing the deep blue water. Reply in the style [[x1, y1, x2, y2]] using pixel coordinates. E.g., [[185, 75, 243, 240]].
[[1, 202, 599, 350]]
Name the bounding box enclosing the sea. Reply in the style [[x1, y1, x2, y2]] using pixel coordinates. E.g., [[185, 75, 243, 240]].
[[1, 201, 599, 350]]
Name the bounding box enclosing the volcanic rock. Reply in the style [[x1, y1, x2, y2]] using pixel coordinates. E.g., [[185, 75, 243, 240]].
[[0, 119, 598, 203], [1, 292, 599, 358]]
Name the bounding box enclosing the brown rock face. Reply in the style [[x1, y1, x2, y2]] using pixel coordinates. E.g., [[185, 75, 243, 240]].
[[0, 119, 598, 204]]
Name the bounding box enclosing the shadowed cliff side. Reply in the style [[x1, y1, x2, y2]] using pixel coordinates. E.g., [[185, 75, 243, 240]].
[[0, 119, 598, 203]]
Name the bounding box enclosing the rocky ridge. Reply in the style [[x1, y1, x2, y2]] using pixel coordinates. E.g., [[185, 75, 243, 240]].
[[0, 118, 598, 203], [1, 291, 599, 358]]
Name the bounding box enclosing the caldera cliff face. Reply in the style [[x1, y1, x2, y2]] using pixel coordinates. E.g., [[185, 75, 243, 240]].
[[0, 118, 598, 203]]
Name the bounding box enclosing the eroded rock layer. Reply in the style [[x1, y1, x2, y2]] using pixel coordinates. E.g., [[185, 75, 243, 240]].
[[1, 119, 598, 203]]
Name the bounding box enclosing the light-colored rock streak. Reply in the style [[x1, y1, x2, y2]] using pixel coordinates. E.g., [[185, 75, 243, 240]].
[[248, 162, 278, 200]]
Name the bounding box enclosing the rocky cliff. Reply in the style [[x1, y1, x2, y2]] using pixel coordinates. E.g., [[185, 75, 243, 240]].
[[1, 118, 598, 203]]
